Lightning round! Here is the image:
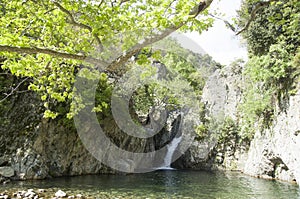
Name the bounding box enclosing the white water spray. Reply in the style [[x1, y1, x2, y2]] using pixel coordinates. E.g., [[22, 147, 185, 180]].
[[159, 135, 182, 170]]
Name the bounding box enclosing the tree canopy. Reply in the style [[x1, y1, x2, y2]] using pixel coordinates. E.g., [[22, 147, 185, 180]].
[[0, 0, 216, 113], [0, 0, 215, 118]]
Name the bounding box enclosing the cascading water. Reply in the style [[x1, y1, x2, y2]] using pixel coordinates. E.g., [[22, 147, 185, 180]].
[[165, 136, 182, 167], [159, 135, 182, 170], [154, 111, 183, 170]]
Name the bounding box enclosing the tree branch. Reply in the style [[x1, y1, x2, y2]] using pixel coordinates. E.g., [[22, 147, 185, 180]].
[[189, 0, 212, 16], [53, 1, 104, 51], [1, 0, 214, 76], [107, 0, 214, 75], [209, 14, 237, 32], [236, 0, 276, 35], [98, 0, 104, 8], [0, 77, 29, 103], [119, 0, 130, 6], [0, 45, 108, 66], [208, 0, 275, 35]]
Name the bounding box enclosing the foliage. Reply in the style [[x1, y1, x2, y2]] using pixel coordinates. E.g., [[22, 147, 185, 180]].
[[239, 85, 274, 139], [217, 117, 239, 143], [194, 116, 240, 143], [130, 37, 217, 119], [194, 123, 209, 140], [237, 0, 300, 139], [0, 0, 214, 118]]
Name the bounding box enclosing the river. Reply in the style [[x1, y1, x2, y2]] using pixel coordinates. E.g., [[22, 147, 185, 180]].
[[1, 170, 299, 198]]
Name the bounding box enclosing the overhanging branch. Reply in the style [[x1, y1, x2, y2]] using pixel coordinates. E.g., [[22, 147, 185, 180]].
[[1, 1, 214, 76], [107, 0, 214, 75], [0, 45, 108, 66], [0, 77, 30, 103], [236, 0, 276, 35]]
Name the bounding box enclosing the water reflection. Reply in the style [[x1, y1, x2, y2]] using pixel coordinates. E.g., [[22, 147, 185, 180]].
[[1, 170, 299, 198]]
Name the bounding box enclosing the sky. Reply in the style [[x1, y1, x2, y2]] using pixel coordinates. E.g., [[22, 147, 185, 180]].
[[180, 0, 248, 66]]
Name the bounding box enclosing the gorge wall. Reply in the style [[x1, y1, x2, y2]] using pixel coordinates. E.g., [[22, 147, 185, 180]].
[[176, 64, 300, 185], [0, 64, 299, 186]]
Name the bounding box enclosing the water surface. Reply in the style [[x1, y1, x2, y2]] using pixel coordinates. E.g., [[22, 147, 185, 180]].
[[1, 170, 299, 198]]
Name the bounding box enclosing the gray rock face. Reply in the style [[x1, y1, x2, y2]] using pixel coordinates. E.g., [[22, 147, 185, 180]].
[[244, 84, 300, 183], [189, 64, 300, 185], [11, 148, 49, 180], [0, 166, 14, 178], [0, 157, 8, 167], [174, 64, 246, 170], [31, 120, 106, 177], [0, 91, 112, 179], [204, 64, 246, 169], [1, 64, 299, 186], [201, 65, 243, 121]]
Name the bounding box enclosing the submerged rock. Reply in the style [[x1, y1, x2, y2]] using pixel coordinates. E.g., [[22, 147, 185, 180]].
[[0, 167, 14, 178]]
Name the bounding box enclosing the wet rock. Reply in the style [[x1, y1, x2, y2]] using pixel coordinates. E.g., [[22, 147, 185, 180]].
[[0, 157, 8, 167], [76, 194, 84, 198], [55, 190, 67, 198], [0, 75, 187, 179], [38, 189, 46, 193], [0, 167, 14, 178], [2, 179, 10, 185], [215, 156, 223, 164], [24, 189, 36, 198], [12, 148, 49, 180], [0, 192, 9, 199]]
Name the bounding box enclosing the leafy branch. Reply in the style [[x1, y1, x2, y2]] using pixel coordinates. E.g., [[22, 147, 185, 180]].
[[0, 0, 213, 76], [53, 1, 104, 51], [0, 45, 108, 66], [107, 0, 214, 75]]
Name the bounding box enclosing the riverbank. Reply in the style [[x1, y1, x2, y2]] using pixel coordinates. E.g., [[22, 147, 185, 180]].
[[0, 188, 143, 199]]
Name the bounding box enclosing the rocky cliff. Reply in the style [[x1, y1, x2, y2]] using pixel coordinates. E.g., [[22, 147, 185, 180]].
[[0, 91, 111, 182], [178, 64, 300, 185], [0, 83, 186, 182], [244, 85, 300, 183]]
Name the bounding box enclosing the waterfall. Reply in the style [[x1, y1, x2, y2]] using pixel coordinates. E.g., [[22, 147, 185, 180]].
[[160, 135, 182, 169], [155, 111, 183, 170]]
